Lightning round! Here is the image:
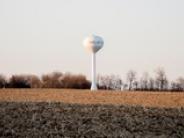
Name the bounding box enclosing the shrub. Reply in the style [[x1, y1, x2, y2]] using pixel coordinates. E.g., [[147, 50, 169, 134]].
[[61, 73, 90, 89], [26, 75, 42, 88], [0, 75, 6, 88], [41, 72, 90, 89], [9, 75, 31, 88], [41, 72, 63, 88]]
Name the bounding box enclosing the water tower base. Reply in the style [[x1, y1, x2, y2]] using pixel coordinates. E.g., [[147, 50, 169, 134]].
[[91, 84, 98, 91]]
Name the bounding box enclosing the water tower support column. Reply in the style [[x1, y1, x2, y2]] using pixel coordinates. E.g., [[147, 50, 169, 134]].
[[91, 53, 97, 90]]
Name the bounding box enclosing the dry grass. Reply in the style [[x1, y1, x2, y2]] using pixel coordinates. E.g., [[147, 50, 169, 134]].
[[0, 89, 184, 108]]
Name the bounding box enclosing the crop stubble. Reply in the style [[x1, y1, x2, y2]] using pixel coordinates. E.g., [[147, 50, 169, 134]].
[[0, 89, 184, 108]]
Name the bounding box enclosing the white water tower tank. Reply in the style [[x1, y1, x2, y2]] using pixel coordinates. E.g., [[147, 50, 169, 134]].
[[83, 35, 104, 91]]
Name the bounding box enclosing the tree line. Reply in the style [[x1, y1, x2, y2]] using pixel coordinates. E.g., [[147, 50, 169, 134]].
[[0, 68, 184, 91], [0, 72, 90, 89], [98, 68, 184, 92]]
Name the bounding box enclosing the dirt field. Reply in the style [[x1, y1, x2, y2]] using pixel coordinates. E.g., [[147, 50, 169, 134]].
[[0, 102, 184, 138], [0, 89, 184, 137], [0, 89, 184, 108]]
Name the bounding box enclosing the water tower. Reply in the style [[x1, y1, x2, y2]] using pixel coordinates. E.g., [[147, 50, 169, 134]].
[[83, 35, 104, 91]]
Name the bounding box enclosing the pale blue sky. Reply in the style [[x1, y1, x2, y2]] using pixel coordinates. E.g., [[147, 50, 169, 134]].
[[0, 0, 184, 80]]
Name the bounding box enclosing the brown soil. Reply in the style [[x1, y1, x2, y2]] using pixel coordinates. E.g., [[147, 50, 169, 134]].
[[0, 89, 184, 108], [0, 102, 184, 138]]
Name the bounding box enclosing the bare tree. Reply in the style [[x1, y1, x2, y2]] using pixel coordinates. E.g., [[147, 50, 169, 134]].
[[177, 77, 184, 91], [121, 83, 128, 91], [155, 68, 168, 91], [133, 81, 138, 90], [171, 81, 179, 91], [171, 77, 184, 91], [97, 75, 122, 90], [126, 70, 136, 90], [140, 72, 149, 90], [26, 75, 41, 88], [97, 75, 106, 89], [109, 75, 122, 90], [0, 75, 6, 88], [148, 77, 155, 91]]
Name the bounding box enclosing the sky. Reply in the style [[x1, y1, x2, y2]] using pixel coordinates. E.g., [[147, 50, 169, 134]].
[[0, 0, 184, 81]]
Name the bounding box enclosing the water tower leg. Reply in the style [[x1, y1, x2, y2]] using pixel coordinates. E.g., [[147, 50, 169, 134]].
[[91, 53, 97, 91]]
